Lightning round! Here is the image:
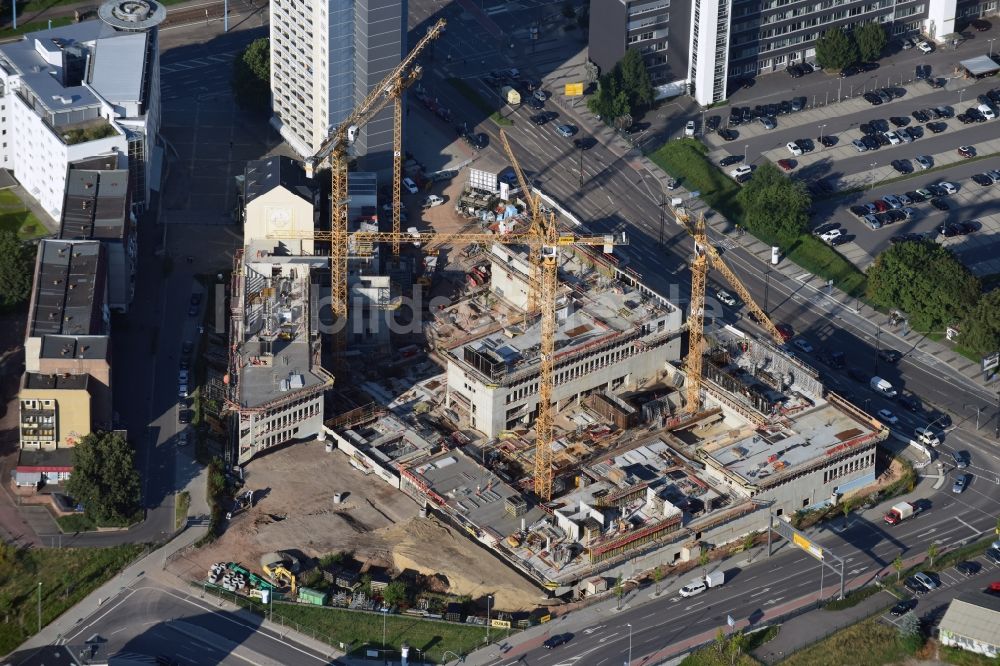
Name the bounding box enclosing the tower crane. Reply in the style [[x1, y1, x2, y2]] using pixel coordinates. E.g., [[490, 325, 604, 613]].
[[497, 129, 544, 314], [268, 225, 626, 501], [305, 18, 446, 354], [674, 207, 784, 414]]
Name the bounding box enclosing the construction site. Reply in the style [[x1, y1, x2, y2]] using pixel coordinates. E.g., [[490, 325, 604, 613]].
[[200, 19, 892, 614]]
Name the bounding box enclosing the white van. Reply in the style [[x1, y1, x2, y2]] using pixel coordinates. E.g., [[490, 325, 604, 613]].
[[978, 104, 996, 120], [679, 579, 708, 597], [914, 427, 940, 447], [870, 376, 897, 398]]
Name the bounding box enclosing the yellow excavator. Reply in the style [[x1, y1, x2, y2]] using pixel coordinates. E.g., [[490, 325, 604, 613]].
[[260, 553, 297, 594]]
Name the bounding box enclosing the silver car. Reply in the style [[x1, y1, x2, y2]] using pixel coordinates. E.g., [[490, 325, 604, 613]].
[[952, 473, 970, 493]]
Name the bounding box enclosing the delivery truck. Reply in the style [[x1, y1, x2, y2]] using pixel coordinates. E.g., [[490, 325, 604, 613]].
[[883, 501, 920, 525]]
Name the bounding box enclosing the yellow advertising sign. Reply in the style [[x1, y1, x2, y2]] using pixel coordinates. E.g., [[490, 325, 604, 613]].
[[491, 619, 511, 629], [539, 614, 552, 623], [564, 83, 584, 97], [793, 533, 824, 560]]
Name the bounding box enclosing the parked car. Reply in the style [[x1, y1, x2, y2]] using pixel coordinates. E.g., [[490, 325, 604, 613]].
[[938, 181, 958, 194], [679, 579, 709, 597], [971, 18, 992, 31], [422, 195, 444, 208], [986, 548, 1000, 566], [720, 155, 744, 166], [775, 324, 793, 342], [759, 116, 777, 130], [684, 120, 696, 136], [958, 145, 976, 158], [402, 177, 419, 194], [718, 129, 738, 141], [792, 338, 814, 353], [716, 290, 737, 306], [777, 158, 795, 171], [972, 173, 993, 186], [818, 135, 836, 147], [913, 572, 939, 591], [543, 634, 571, 649], [890, 159, 912, 174], [915, 155, 933, 170], [890, 599, 917, 616], [786, 141, 803, 156], [820, 229, 844, 243], [730, 165, 753, 179], [916, 41, 934, 53]]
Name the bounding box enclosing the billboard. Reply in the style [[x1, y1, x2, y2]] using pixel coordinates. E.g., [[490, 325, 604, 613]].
[[469, 168, 498, 193], [564, 83, 584, 97], [793, 532, 824, 560]]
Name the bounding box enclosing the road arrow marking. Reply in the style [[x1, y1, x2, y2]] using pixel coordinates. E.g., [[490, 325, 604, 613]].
[[750, 587, 771, 598]]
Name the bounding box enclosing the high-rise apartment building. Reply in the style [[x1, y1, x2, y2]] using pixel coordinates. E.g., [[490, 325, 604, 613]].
[[269, 0, 406, 169], [589, 0, 997, 106]]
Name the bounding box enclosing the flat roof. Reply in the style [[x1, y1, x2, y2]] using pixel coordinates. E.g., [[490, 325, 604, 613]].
[[407, 448, 546, 539], [939, 593, 1000, 645], [235, 258, 330, 409], [60, 168, 129, 240], [23, 372, 91, 391], [39, 334, 109, 361], [17, 447, 76, 470], [29, 240, 105, 338], [88, 31, 147, 104], [960, 55, 1000, 76], [705, 398, 878, 484]]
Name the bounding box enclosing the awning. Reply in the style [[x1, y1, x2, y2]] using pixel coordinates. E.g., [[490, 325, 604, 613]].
[[14, 472, 42, 486], [960, 55, 1000, 77]]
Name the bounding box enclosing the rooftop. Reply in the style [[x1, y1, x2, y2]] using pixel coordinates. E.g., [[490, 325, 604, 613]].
[[60, 166, 129, 240], [29, 240, 106, 338], [23, 372, 91, 391], [39, 334, 109, 361], [244, 156, 316, 206], [0, 19, 152, 114], [405, 448, 547, 541], [451, 246, 678, 384], [939, 593, 1000, 644], [17, 447, 76, 470], [234, 256, 331, 409]]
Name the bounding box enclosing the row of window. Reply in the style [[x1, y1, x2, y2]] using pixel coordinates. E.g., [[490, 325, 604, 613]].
[[628, 0, 670, 17], [823, 451, 876, 484], [504, 343, 640, 405]]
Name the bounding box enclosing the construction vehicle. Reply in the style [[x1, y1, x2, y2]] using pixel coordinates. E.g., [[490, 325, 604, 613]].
[[261, 553, 298, 594], [226, 488, 254, 520], [674, 209, 784, 414]]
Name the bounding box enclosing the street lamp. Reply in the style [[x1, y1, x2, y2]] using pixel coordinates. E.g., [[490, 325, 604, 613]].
[[382, 608, 388, 664], [818, 124, 827, 142], [37, 582, 42, 633], [959, 89, 966, 104], [988, 38, 996, 57], [486, 595, 493, 646], [743, 144, 749, 162], [626, 623, 633, 666], [968, 404, 983, 431], [869, 161, 877, 190]]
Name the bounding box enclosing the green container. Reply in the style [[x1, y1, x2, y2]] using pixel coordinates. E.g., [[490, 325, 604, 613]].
[[297, 587, 328, 606]]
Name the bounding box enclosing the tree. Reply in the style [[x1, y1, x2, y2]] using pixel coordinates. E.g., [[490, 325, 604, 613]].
[[893, 555, 904, 582], [232, 38, 271, 114], [815, 28, 859, 71], [959, 290, 1000, 355], [736, 163, 812, 244], [0, 230, 34, 309], [714, 628, 727, 654], [726, 630, 748, 666], [652, 566, 664, 596], [842, 500, 851, 528], [619, 49, 654, 112], [699, 548, 711, 577], [866, 240, 979, 333], [65, 431, 141, 526], [897, 611, 923, 651], [854, 22, 887, 62], [926, 542, 939, 568], [382, 580, 409, 607], [742, 533, 756, 563]]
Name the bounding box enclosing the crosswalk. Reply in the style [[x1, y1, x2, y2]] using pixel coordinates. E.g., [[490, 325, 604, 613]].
[[161, 52, 238, 75]]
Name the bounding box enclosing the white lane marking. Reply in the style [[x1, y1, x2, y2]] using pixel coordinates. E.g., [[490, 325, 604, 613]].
[[956, 517, 979, 534], [749, 587, 771, 598]]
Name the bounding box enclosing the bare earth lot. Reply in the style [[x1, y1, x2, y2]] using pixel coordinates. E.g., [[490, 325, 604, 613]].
[[176, 440, 542, 609]]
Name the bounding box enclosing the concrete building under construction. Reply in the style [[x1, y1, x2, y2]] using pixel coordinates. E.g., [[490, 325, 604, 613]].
[[227, 250, 334, 464]]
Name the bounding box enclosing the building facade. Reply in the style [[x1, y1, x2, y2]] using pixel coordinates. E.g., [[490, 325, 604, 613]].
[[18, 373, 94, 450], [938, 594, 1000, 657], [0, 0, 162, 221], [243, 155, 320, 256], [589, 0, 997, 105], [269, 0, 406, 169]]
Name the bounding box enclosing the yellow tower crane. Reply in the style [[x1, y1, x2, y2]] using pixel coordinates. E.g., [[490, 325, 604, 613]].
[[268, 225, 626, 500], [305, 18, 446, 353], [497, 129, 545, 314], [674, 208, 784, 414]]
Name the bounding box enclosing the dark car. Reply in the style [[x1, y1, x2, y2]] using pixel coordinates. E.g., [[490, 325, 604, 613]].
[[728, 111, 742, 127], [531, 113, 549, 125], [889, 116, 909, 127], [972, 173, 993, 186], [465, 132, 488, 149], [719, 128, 738, 141], [850, 205, 869, 217], [879, 348, 901, 363], [787, 64, 804, 77], [790, 98, 804, 112], [958, 145, 976, 158], [860, 61, 880, 72], [543, 634, 572, 649], [573, 137, 597, 151], [741, 106, 753, 122], [890, 159, 912, 174], [905, 126, 923, 139], [841, 65, 861, 77], [912, 109, 930, 122], [971, 18, 991, 31], [956, 221, 978, 234], [891, 232, 922, 244], [905, 190, 927, 202], [935, 105, 954, 118], [955, 561, 981, 577], [864, 91, 883, 105], [818, 135, 836, 147], [735, 173, 752, 184], [890, 599, 917, 616], [986, 548, 1000, 566], [779, 100, 792, 115], [527, 97, 544, 110], [706, 115, 722, 131], [886, 209, 907, 223], [898, 394, 920, 411], [828, 350, 846, 368], [775, 323, 793, 342], [178, 409, 193, 424], [930, 198, 950, 211], [182, 340, 194, 354], [720, 155, 744, 166], [904, 577, 927, 595], [957, 113, 973, 124], [939, 223, 960, 237], [860, 122, 877, 136]]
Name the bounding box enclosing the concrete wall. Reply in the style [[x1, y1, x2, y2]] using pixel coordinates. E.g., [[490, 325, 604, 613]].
[[237, 393, 324, 464], [326, 427, 402, 489], [244, 186, 316, 255]]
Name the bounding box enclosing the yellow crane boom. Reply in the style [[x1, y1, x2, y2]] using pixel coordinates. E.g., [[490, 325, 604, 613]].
[[675, 209, 784, 413], [497, 129, 545, 314]]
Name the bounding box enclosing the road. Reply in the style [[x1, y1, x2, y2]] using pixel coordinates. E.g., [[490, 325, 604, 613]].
[[52, 578, 335, 666]]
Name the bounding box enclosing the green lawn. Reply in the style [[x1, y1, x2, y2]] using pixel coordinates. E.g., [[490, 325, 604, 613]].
[[679, 626, 778, 666], [445, 78, 513, 127], [175, 491, 191, 530], [0, 543, 147, 655], [779, 617, 918, 666], [55, 510, 142, 533], [0, 190, 48, 239], [0, 16, 74, 41], [645, 139, 868, 298], [203, 586, 495, 663]]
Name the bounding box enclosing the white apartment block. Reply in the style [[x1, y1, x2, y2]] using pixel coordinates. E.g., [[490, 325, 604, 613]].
[[269, 0, 405, 169], [0, 0, 163, 222]]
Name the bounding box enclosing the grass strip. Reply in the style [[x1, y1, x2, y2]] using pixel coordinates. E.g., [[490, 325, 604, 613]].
[[779, 616, 918, 666]]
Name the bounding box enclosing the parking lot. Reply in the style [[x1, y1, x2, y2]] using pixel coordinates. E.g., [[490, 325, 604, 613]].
[[703, 73, 1000, 276]]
